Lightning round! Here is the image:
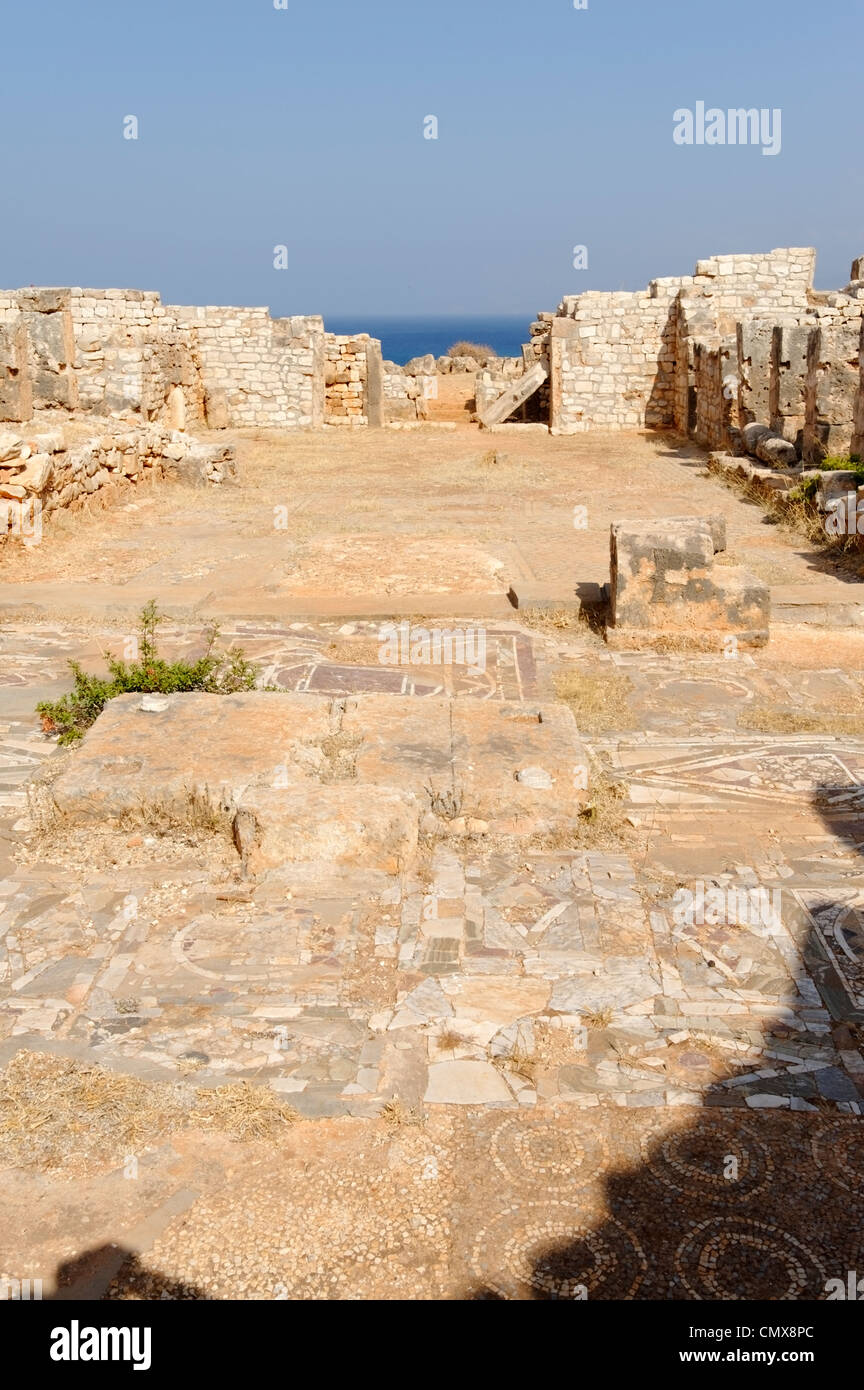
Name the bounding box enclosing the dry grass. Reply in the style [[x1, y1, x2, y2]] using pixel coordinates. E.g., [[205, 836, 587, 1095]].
[[425, 783, 464, 821], [0, 1051, 188, 1173], [318, 730, 363, 781], [0, 1051, 298, 1174], [582, 1006, 615, 1030], [380, 1099, 424, 1130], [323, 638, 383, 665], [519, 604, 599, 638], [531, 759, 630, 852], [194, 1081, 298, 1142], [447, 341, 495, 363], [553, 668, 635, 734], [495, 1044, 539, 1083], [709, 461, 864, 574], [115, 788, 235, 839], [738, 703, 864, 735]]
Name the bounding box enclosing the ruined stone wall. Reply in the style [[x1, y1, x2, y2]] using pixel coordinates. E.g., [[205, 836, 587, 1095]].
[[0, 418, 235, 550], [173, 305, 325, 430], [550, 280, 685, 433], [0, 287, 326, 432], [325, 334, 369, 426], [802, 299, 864, 463], [0, 292, 31, 423], [547, 249, 817, 437], [380, 360, 436, 423]]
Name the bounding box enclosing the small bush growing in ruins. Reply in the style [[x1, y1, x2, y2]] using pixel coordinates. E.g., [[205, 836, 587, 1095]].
[[425, 783, 464, 821], [36, 600, 259, 744], [380, 1099, 425, 1130], [818, 453, 863, 473], [447, 340, 495, 364]]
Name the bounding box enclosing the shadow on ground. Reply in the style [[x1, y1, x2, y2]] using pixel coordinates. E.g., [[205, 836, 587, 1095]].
[[466, 781, 863, 1300]]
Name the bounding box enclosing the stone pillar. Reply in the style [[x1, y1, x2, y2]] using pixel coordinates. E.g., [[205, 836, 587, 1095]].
[[770, 324, 809, 446], [17, 288, 79, 411], [364, 338, 384, 428], [804, 319, 861, 464], [853, 317, 864, 461], [736, 320, 772, 426], [0, 317, 32, 422]]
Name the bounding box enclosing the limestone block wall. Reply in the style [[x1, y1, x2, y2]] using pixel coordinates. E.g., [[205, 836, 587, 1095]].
[[169, 305, 325, 430], [381, 361, 431, 423], [70, 289, 163, 417], [0, 288, 327, 431], [550, 280, 685, 433], [854, 318, 864, 460], [0, 299, 31, 422], [547, 249, 817, 436], [692, 337, 737, 450], [803, 302, 864, 463], [770, 322, 811, 444]]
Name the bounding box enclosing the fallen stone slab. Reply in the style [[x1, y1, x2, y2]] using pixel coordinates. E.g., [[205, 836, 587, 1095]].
[[424, 1059, 514, 1105], [478, 360, 548, 429], [33, 691, 590, 872]]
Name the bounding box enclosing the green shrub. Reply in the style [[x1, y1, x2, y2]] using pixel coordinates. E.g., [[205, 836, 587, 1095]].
[[819, 453, 864, 484], [37, 600, 259, 744], [788, 476, 818, 502]]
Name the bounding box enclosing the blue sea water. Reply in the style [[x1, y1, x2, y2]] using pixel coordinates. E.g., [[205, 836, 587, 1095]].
[[323, 316, 532, 367]]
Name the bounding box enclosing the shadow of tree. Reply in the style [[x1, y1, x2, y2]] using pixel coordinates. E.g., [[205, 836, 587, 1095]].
[[48, 1245, 208, 1301]]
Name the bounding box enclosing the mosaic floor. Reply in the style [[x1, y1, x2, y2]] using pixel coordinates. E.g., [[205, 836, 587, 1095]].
[[2, 620, 863, 1117], [2, 616, 864, 1301]]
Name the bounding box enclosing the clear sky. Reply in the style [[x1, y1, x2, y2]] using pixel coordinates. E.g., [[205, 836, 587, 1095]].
[[2, 0, 860, 317]]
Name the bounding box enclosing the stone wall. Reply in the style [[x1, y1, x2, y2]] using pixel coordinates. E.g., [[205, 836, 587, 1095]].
[[0, 419, 235, 550], [3, 250, 862, 455], [536, 246, 864, 467], [0, 287, 326, 432], [541, 249, 816, 436], [381, 359, 435, 423], [324, 334, 374, 426], [550, 279, 684, 433]]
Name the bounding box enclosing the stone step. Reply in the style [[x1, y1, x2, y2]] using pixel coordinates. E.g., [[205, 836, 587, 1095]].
[[478, 360, 548, 428], [772, 584, 864, 628]]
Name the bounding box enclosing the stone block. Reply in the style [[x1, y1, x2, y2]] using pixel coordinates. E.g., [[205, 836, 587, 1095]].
[[36, 692, 590, 872], [742, 421, 798, 468], [609, 519, 769, 649], [815, 471, 861, 511]]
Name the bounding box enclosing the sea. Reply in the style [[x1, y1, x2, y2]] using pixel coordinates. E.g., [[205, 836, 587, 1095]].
[[323, 316, 532, 366]]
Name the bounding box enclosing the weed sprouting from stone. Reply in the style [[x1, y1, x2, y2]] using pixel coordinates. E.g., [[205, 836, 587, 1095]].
[[36, 601, 259, 744]]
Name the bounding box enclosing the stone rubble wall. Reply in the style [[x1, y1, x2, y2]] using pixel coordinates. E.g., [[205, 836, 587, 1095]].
[[382, 357, 435, 423], [550, 279, 686, 433], [166, 304, 325, 430], [3, 250, 862, 454], [0, 419, 235, 549], [324, 334, 370, 426]]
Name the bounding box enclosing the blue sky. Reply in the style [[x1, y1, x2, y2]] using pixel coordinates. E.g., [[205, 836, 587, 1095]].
[[1, 0, 860, 316]]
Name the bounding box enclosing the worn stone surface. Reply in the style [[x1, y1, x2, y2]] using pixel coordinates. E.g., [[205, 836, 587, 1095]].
[[1, 409, 864, 1304], [38, 691, 589, 851], [608, 518, 770, 648]]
